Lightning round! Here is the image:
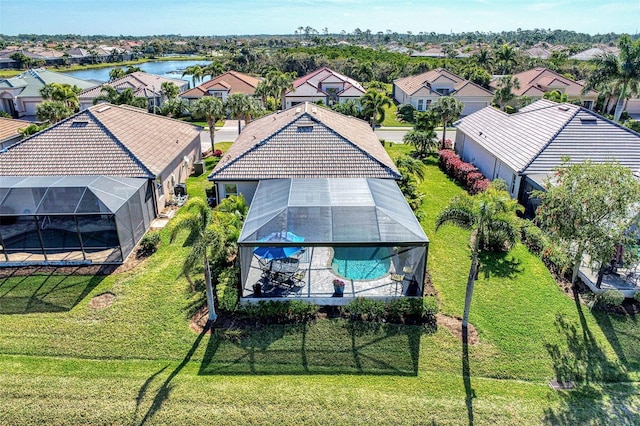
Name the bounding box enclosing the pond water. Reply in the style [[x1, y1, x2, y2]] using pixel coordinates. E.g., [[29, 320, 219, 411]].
[[63, 60, 214, 86]]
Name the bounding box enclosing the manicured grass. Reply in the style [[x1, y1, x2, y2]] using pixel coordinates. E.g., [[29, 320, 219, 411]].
[[0, 145, 639, 424], [381, 103, 413, 127]]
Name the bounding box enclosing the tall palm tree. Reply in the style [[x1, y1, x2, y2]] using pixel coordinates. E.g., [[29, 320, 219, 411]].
[[583, 34, 640, 123], [161, 81, 180, 101], [225, 93, 259, 134], [473, 47, 494, 72], [170, 197, 225, 323], [495, 44, 518, 74], [40, 83, 81, 112], [493, 76, 521, 111], [264, 70, 295, 110], [436, 183, 522, 328], [93, 86, 148, 109], [202, 62, 224, 80], [360, 89, 392, 129], [189, 96, 225, 145], [182, 65, 204, 88], [431, 96, 464, 148]]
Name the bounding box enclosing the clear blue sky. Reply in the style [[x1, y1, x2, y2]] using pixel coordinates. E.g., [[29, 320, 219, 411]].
[[1, 0, 637, 36]]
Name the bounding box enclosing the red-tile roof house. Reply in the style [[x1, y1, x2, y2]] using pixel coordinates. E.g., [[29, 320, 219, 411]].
[[393, 68, 494, 116], [285, 67, 365, 109], [0, 117, 28, 150], [490, 67, 598, 110], [180, 71, 262, 102]]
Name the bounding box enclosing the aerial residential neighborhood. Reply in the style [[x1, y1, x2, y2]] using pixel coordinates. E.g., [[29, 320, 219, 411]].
[[1, 2, 640, 423]]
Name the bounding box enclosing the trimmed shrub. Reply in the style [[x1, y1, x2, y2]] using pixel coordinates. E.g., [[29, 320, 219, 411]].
[[470, 178, 491, 194], [466, 171, 484, 188], [520, 220, 548, 256], [344, 297, 438, 326], [213, 149, 223, 157], [597, 289, 625, 308], [217, 267, 239, 312], [634, 291, 640, 303], [454, 162, 478, 183], [137, 232, 161, 257], [236, 300, 318, 324], [344, 298, 386, 322]]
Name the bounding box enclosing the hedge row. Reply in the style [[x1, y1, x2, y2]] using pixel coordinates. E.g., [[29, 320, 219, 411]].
[[438, 149, 490, 194]]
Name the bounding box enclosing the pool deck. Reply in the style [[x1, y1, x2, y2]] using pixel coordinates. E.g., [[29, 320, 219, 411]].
[[242, 247, 420, 304]]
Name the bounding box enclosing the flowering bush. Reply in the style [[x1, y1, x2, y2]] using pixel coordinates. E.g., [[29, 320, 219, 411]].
[[438, 149, 491, 194], [470, 178, 491, 194], [333, 279, 345, 288], [466, 171, 484, 188], [213, 149, 223, 157]]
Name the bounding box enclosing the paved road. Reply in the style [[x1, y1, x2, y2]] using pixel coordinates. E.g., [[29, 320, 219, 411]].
[[201, 120, 454, 152]]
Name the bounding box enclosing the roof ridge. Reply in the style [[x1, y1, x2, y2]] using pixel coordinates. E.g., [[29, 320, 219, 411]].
[[86, 106, 155, 178], [519, 104, 581, 172]]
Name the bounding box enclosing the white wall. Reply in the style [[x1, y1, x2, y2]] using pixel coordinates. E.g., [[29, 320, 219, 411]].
[[216, 181, 259, 204]]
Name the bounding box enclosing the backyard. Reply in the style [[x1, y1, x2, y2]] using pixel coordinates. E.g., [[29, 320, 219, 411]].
[[0, 143, 639, 425]]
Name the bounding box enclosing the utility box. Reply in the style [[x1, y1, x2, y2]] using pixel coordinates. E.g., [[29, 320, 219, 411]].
[[193, 161, 205, 176]]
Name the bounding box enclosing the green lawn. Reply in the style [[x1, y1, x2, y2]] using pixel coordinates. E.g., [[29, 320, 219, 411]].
[[381, 103, 413, 127], [0, 146, 639, 424]]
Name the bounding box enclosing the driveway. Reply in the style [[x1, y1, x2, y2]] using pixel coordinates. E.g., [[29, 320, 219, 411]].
[[375, 127, 456, 145]]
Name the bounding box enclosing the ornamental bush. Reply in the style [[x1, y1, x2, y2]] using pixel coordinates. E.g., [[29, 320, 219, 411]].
[[236, 300, 318, 324], [137, 232, 161, 257], [520, 219, 548, 256], [597, 289, 625, 308]]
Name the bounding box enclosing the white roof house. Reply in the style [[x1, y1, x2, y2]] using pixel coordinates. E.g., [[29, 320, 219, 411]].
[[454, 99, 640, 213]]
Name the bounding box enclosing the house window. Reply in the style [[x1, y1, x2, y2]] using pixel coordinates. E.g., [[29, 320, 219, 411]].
[[224, 184, 238, 197], [297, 125, 313, 132], [417, 100, 424, 111], [583, 100, 593, 110], [426, 100, 432, 108], [435, 88, 450, 95]]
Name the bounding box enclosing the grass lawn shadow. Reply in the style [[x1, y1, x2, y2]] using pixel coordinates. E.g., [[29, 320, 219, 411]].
[[0, 267, 106, 314], [198, 320, 423, 376], [479, 251, 522, 280]]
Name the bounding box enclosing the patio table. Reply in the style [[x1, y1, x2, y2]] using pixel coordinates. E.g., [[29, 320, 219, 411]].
[[264, 258, 300, 285]]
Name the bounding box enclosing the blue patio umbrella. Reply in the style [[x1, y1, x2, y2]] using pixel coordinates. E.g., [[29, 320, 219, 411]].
[[253, 231, 304, 260]]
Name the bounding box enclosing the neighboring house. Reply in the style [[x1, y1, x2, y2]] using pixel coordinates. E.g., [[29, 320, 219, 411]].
[[0, 103, 202, 266], [0, 68, 97, 118], [569, 46, 619, 61], [209, 102, 428, 304], [454, 99, 640, 214], [393, 68, 494, 116], [491, 67, 598, 110], [78, 71, 189, 111], [179, 71, 262, 103], [284, 67, 365, 108], [0, 117, 29, 150]]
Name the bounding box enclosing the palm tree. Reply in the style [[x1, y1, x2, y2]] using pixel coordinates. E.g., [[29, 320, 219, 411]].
[[403, 129, 437, 158], [225, 93, 259, 134], [436, 183, 522, 328], [202, 62, 224, 80], [264, 70, 295, 110], [40, 83, 81, 112], [36, 100, 73, 124], [169, 198, 225, 323], [473, 47, 494, 72], [93, 86, 148, 109], [431, 96, 464, 148], [583, 34, 640, 123], [160, 81, 180, 100], [360, 89, 392, 129], [495, 44, 518, 74], [493, 76, 521, 111], [182, 65, 204, 88], [159, 97, 188, 118], [190, 96, 225, 145], [109, 68, 126, 81]]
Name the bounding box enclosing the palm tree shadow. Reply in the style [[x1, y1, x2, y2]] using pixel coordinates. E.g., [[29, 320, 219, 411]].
[[479, 252, 522, 280], [138, 326, 208, 425]]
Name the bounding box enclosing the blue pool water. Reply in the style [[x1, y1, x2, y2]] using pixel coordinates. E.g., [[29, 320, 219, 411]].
[[332, 247, 391, 280]]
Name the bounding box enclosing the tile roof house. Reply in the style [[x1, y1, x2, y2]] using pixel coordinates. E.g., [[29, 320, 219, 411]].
[[393, 68, 494, 116], [211, 102, 428, 304], [491, 67, 598, 110], [454, 99, 640, 213], [0, 68, 97, 118], [209, 102, 400, 202], [0, 117, 29, 150], [284, 67, 365, 108], [569, 46, 619, 61], [78, 71, 189, 111], [180, 71, 262, 102], [0, 103, 202, 210]]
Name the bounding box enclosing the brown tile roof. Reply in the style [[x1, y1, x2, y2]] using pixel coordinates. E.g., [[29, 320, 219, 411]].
[[490, 68, 597, 98], [209, 103, 400, 180], [180, 71, 262, 98], [289, 67, 365, 97], [0, 104, 201, 177], [79, 72, 188, 99], [394, 68, 492, 96], [0, 117, 28, 142]]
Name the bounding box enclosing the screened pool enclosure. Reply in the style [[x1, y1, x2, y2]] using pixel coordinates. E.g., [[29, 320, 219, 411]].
[[238, 178, 429, 303], [0, 176, 155, 265]]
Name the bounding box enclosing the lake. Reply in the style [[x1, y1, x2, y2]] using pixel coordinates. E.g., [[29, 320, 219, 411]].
[[63, 60, 214, 87]]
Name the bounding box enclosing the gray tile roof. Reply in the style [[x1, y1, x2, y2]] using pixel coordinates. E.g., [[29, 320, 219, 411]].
[[79, 72, 187, 100], [455, 99, 640, 174], [209, 103, 400, 180], [0, 104, 201, 178]]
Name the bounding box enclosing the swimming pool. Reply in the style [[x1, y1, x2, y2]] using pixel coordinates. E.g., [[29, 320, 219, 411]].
[[331, 247, 391, 280]]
